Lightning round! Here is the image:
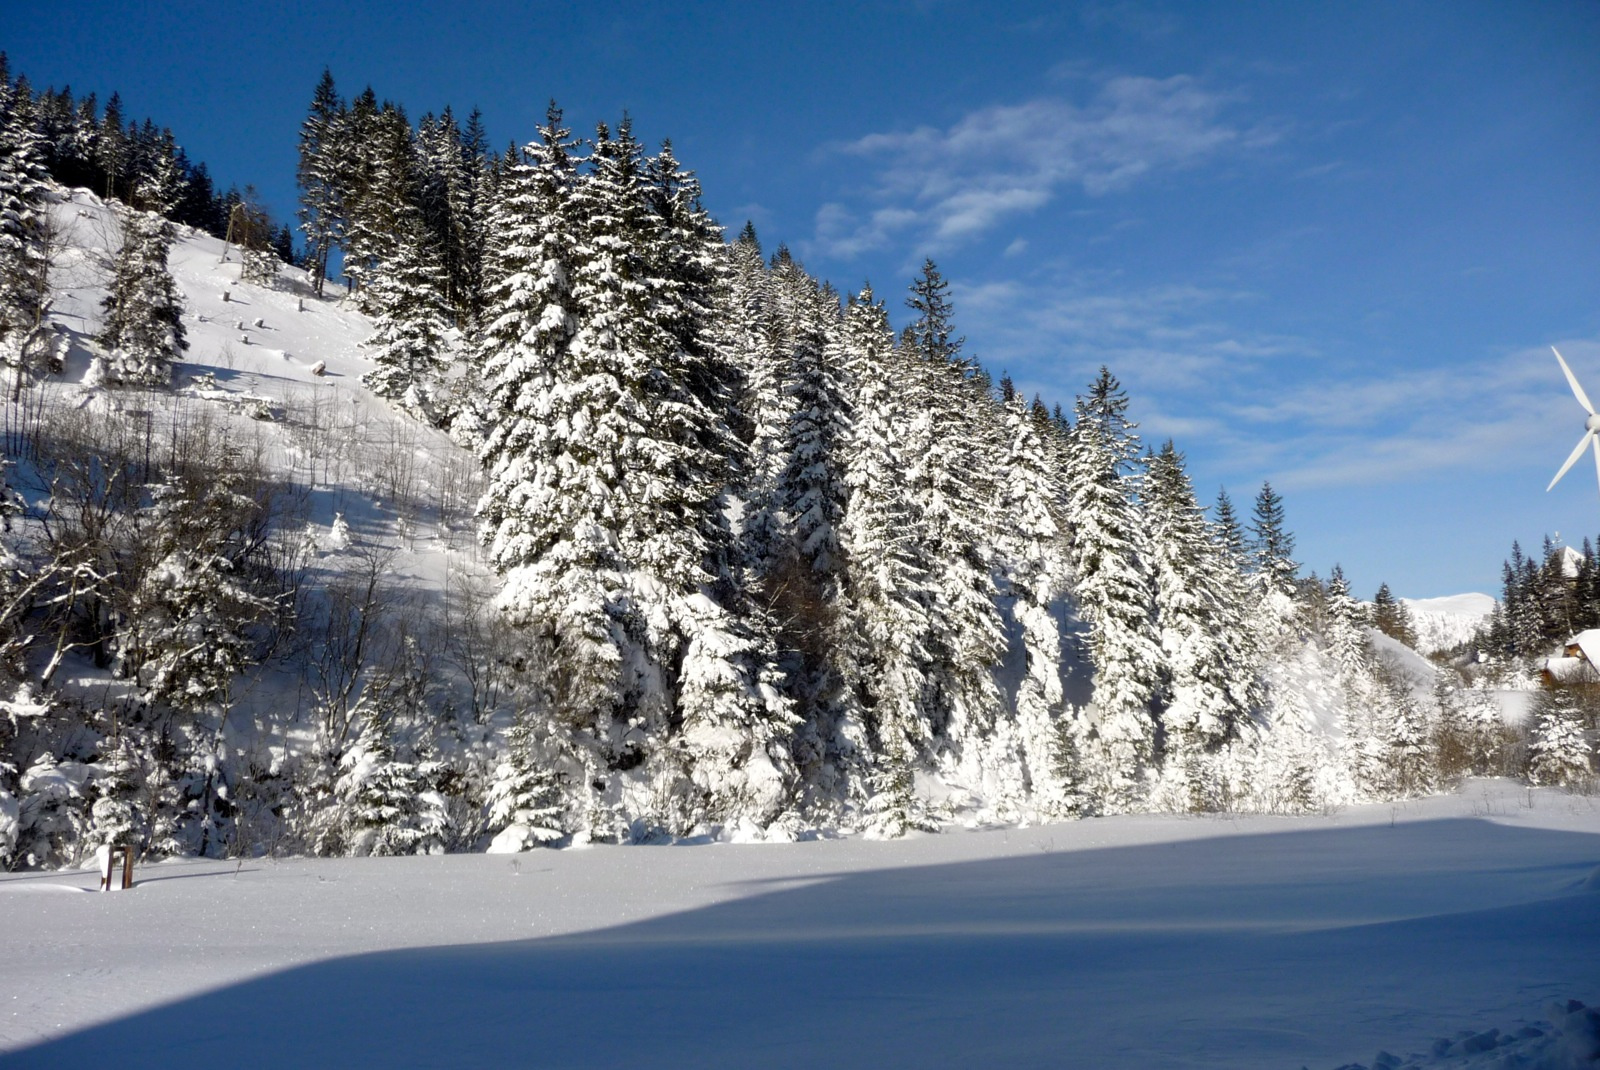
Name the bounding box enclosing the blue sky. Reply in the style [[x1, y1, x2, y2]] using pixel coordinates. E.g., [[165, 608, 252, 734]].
[[6, 1, 1598, 598]]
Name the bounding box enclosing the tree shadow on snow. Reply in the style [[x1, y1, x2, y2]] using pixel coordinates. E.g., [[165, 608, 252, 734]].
[[6, 818, 1599, 1070]]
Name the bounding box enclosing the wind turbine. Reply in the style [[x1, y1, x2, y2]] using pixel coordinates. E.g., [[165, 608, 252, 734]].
[[1547, 346, 1600, 495]]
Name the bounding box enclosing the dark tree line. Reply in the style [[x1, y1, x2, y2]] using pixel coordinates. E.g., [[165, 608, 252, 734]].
[[297, 69, 491, 316], [0, 54, 294, 257], [1476, 536, 1600, 661]]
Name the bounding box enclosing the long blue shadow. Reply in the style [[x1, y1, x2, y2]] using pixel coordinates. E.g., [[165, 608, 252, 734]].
[[5, 818, 1597, 1070]]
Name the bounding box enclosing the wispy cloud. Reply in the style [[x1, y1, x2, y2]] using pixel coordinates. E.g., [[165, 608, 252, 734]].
[[1079, 1, 1181, 39], [958, 272, 1596, 494], [810, 75, 1276, 259]]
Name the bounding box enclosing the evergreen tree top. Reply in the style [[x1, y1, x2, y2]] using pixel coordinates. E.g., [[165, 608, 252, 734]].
[[904, 258, 965, 369], [1249, 481, 1298, 592], [736, 220, 760, 253]]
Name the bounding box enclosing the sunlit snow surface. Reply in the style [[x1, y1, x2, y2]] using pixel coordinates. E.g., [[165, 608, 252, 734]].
[[2, 780, 1596, 1069], [1401, 595, 1497, 657]]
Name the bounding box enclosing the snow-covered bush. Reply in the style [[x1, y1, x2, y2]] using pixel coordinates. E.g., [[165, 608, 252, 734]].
[[1526, 686, 1595, 790], [334, 710, 453, 856]]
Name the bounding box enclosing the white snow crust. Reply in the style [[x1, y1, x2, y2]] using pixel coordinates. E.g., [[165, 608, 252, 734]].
[[1402, 593, 1495, 656], [1, 780, 1596, 1069]]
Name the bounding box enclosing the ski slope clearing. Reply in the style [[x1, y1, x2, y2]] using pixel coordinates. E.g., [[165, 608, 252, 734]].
[[3, 780, 1597, 1070]]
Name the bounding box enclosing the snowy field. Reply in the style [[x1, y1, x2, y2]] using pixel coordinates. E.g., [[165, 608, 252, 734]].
[[3, 779, 1597, 1070]]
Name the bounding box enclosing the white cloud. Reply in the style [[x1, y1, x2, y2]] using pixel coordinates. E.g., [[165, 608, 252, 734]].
[[957, 272, 1599, 494], [812, 75, 1274, 259]]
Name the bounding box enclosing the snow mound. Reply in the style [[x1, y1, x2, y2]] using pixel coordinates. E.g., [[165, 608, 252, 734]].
[[1329, 1000, 1600, 1070], [1402, 593, 1495, 655]]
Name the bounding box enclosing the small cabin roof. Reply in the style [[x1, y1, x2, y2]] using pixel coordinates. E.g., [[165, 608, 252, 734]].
[[1567, 629, 1600, 666], [1544, 656, 1591, 683]]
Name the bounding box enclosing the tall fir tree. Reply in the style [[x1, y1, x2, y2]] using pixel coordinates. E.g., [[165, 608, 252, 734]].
[[97, 179, 187, 386], [1144, 442, 1252, 779], [898, 263, 1006, 784], [361, 210, 453, 422], [837, 287, 934, 826], [1249, 482, 1298, 597], [0, 93, 58, 397], [1063, 368, 1161, 810], [296, 70, 344, 297], [996, 396, 1076, 814]]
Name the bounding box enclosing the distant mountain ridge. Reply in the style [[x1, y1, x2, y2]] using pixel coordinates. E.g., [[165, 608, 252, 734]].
[[1401, 593, 1495, 655]]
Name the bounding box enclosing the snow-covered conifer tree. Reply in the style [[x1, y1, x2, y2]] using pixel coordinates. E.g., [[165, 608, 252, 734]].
[[1371, 583, 1417, 647], [296, 69, 345, 296], [756, 253, 854, 794], [484, 707, 565, 851], [639, 136, 799, 827], [1325, 565, 1368, 675], [478, 115, 795, 832], [724, 234, 785, 578], [1212, 487, 1247, 567], [897, 265, 1006, 782], [837, 287, 933, 825], [335, 709, 452, 856], [1063, 368, 1161, 810], [0, 96, 59, 397], [87, 735, 140, 853], [361, 212, 453, 422], [1144, 441, 1252, 807], [97, 180, 187, 387], [996, 396, 1074, 814], [1249, 482, 1297, 598], [339, 95, 413, 306], [1526, 685, 1593, 788], [117, 469, 273, 713]]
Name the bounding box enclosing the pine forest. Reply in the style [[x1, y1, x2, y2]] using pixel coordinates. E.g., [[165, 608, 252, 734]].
[[0, 63, 1593, 871]]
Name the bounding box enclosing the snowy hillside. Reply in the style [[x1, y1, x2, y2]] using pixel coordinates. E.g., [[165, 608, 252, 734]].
[[46, 186, 476, 582], [1403, 593, 1496, 655]]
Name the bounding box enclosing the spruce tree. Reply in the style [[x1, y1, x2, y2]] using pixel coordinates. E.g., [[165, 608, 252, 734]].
[[476, 106, 637, 797], [335, 709, 452, 856], [1326, 565, 1368, 674], [1144, 442, 1251, 778], [997, 396, 1075, 814], [899, 265, 1005, 776], [904, 258, 966, 369], [97, 179, 187, 386], [1063, 368, 1161, 809], [726, 233, 786, 579], [1212, 487, 1247, 567], [117, 467, 273, 713], [1371, 583, 1417, 647], [361, 211, 453, 422], [478, 114, 796, 831], [1526, 685, 1593, 788], [767, 252, 854, 785], [0, 96, 58, 397], [484, 707, 565, 850], [96, 92, 127, 200], [1249, 482, 1297, 597], [837, 287, 934, 823]]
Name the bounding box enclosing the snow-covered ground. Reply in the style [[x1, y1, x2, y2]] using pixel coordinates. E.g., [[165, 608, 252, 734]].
[[2, 779, 1596, 1069], [1403, 594, 1496, 656]]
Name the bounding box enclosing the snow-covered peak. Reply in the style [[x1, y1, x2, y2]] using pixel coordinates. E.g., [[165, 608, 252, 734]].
[[1400, 592, 1495, 655]]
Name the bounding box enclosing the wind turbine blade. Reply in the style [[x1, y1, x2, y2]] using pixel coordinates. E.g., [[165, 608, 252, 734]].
[[1549, 432, 1593, 491], [1590, 433, 1600, 496], [1554, 346, 1596, 415]]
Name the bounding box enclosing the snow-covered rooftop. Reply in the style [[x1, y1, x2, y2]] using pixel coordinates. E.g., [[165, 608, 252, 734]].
[[1564, 628, 1600, 669]]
